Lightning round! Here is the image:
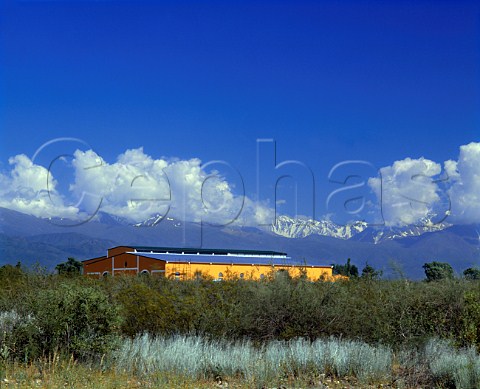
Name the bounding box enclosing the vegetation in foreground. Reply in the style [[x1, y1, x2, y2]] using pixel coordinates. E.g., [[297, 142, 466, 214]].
[[2, 336, 480, 388], [1, 261, 480, 387]]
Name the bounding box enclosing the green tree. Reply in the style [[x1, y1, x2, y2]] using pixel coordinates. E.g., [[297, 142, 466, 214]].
[[332, 258, 359, 277], [361, 263, 382, 280], [463, 267, 480, 280], [55, 257, 82, 276], [423, 261, 454, 282]]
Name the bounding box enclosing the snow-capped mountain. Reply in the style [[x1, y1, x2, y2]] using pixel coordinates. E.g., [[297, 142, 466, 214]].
[[271, 214, 451, 243], [1, 207, 478, 279], [130, 213, 450, 244], [368, 216, 451, 244], [271, 215, 368, 239], [133, 214, 182, 228], [95, 212, 131, 226]]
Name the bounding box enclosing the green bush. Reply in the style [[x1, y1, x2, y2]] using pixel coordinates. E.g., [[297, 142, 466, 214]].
[[0, 310, 38, 362], [461, 290, 480, 350], [2, 266, 480, 362], [30, 282, 121, 359], [117, 282, 176, 336], [108, 274, 479, 349]]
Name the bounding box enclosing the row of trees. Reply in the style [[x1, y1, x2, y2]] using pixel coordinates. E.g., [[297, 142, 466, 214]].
[[332, 258, 480, 281], [423, 261, 480, 281], [331, 258, 382, 279]]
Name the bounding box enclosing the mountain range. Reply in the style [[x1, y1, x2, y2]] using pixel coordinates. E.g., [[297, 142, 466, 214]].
[[0, 207, 479, 279]]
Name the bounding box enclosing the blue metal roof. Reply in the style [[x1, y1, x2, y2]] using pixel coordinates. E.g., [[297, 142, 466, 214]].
[[129, 246, 287, 256], [131, 252, 319, 267]]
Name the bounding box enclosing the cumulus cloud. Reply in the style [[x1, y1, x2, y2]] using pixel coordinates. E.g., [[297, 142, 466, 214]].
[[368, 157, 444, 226], [0, 148, 273, 226], [0, 154, 79, 219], [369, 142, 480, 226], [71, 148, 274, 225], [3, 142, 480, 227], [444, 142, 480, 224]]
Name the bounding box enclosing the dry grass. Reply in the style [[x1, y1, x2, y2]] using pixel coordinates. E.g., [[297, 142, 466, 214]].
[[1, 357, 386, 389], [1, 356, 255, 389], [2, 336, 480, 388]]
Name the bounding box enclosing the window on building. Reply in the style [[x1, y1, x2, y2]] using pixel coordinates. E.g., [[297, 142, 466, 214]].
[[260, 274, 265, 279], [124, 261, 128, 268], [239, 273, 244, 279], [175, 271, 180, 280], [218, 272, 223, 280], [102, 271, 109, 278]]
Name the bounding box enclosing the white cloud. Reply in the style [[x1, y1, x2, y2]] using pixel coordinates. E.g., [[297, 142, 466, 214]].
[[368, 157, 443, 226], [3, 142, 480, 227], [0, 147, 272, 226], [0, 154, 79, 219], [71, 148, 245, 224], [368, 142, 480, 226], [444, 142, 480, 224]]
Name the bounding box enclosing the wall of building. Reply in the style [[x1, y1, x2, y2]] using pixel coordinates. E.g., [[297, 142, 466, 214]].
[[164, 262, 333, 281], [83, 249, 336, 281], [82, 256, 109, 276], [83, 253, 166, 277]]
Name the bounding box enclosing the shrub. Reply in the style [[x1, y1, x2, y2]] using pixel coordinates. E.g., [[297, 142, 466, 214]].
[[461, 290, 480, 349], [30, 283, 121, 359], [0, 310, 38, 362], [117, 282, 176, 336], [425, 338, 480, 388], [113, 334, 392, 386]]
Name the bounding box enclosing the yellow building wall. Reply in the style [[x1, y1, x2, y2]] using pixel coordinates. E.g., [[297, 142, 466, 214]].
[[165, 262, 335, 281]]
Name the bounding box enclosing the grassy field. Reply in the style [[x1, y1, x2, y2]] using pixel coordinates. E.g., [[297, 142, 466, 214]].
[[3, 335, 480, 388], [1, 267, 480, 387]]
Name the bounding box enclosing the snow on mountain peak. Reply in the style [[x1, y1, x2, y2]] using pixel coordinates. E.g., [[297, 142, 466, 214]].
[[271, 214, 450, 242], [271, 215, 367, 239]]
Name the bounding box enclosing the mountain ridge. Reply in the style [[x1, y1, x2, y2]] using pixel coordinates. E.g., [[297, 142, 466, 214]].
[[0, 207, 478, 279], [271, 214, 452, 243]]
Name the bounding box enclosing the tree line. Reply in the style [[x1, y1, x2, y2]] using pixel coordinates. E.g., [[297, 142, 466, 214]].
[[332, 258, 480, 281]]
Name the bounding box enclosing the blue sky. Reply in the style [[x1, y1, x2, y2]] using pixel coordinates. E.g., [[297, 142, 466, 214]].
[[1, 0, 479, 226]]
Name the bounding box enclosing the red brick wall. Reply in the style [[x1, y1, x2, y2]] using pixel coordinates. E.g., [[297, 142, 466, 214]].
[[83, 252, 166, 277]]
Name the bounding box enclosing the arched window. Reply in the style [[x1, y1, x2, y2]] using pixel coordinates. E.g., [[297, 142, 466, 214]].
[[260, 274, 265, 279], [175, 271, 180, 280], [218, 272, 223, 280], [239, 273, 244, 279], [140, 270, 149, 276], [102, 271, 109, 278]]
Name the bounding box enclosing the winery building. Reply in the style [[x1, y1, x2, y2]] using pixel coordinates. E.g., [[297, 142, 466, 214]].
[[82, 246, 336, 281]]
